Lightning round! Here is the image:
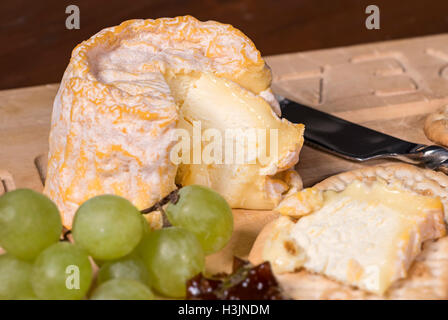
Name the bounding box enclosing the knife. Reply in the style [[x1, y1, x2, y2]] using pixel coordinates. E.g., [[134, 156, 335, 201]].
[[278, 96, 448, 174]]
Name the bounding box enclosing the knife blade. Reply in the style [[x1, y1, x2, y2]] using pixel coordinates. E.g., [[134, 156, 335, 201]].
[[278, 96, 448, 174]]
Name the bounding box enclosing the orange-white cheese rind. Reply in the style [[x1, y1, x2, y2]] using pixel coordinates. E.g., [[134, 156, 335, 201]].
[[44, 16, 303, 228]]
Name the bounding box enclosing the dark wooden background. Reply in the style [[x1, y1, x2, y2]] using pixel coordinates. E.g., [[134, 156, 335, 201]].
[[1, 0, 448, 90]]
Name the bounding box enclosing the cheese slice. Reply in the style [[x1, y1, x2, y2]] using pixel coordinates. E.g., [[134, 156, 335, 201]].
[[44, 16, 304, 228], [263, 178, 446, 295]]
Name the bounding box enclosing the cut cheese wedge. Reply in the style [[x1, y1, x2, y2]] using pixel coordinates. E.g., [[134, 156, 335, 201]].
[[175, 73, 304, 209], [250, 164, 448, 297]]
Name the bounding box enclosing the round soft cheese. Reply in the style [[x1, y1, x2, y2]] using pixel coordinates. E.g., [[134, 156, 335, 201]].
[[44, 16, 304, 228]]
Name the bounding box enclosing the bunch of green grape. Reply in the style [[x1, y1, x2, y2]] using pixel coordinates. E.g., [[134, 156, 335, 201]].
[[0, 185, 233, 299], [0, 189, 91, 300]]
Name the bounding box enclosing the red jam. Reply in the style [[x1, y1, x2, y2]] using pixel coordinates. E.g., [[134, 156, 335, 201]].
[[186, 257, 286, 300]]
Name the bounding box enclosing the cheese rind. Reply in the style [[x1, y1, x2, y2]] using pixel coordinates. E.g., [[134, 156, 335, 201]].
[[276, 187, 323, 217], [262, 216, 306, 274], [45, 76, 179, 228]]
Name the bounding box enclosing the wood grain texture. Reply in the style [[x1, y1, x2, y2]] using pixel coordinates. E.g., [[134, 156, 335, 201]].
[[2, 34, 448, 276], [1, 0, 448, 89]]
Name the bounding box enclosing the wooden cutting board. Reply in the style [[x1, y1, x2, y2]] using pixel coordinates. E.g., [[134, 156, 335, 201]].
[[2, 34, 448, 274]]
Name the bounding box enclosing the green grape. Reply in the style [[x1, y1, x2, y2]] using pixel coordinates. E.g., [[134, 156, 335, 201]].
[[31, 242, 92, 300], [139, 227, 204, 298], [72, 195, 143, 260], [90, 279, 154, 300], [0, 189, 62, 260], [15, 289, 39, 300], [141, 215, 151, 235], [165, 185, 233, 254], [0, 254, 34, 299], [93, 258, 105, 268], [92, 258, 107, 268], [97, 254, 150, 286]]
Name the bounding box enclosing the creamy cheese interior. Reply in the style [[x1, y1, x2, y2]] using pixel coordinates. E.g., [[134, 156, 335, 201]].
[[175, 73, 304, 209], [264, 180, 446, 295]]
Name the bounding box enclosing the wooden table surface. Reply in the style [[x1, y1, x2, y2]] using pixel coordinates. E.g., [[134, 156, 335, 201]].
[[2, 33, 448, 274], [1, 0, 448, 90]]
